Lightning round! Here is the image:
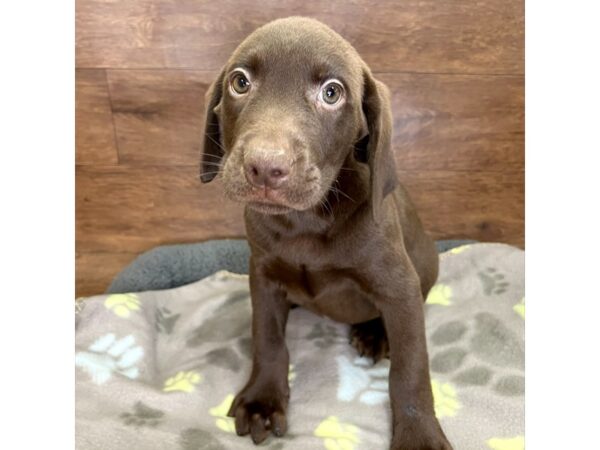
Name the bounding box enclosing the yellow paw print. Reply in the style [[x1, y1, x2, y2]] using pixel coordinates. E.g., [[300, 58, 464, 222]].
[[513, 297, 525, 319], [209, 394, 236, 433], [427, 284, 452, 306], [104, 293, 140, 318], [163, 371, 202, 393], [314, 416, 360, 450], [449, 245, 471, 255], [487, 435, 524, 450], [431, 379, 461, 418]]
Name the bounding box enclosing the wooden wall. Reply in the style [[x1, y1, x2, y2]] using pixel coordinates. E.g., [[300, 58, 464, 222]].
[[76, 0, 524, 297]]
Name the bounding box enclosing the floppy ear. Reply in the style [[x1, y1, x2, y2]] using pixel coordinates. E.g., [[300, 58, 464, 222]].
[[361, 69, 399, 222], [200, 70, 226, 183]]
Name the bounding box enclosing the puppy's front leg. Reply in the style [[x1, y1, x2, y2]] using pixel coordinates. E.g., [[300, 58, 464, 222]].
[[377, 271, 453, 450], [228, 261, 291, 444]]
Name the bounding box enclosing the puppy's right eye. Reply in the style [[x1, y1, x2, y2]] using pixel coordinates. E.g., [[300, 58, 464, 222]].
[[230, 73, 251, 95]]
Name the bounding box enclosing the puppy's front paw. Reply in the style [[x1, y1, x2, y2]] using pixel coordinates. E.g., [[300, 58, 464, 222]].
[[390, 415, 453, 450], [227, 383, 288, 445]]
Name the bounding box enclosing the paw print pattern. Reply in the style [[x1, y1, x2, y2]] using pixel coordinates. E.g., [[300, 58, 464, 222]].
[[120, 401, 164, 428], [487, 435, 524, 450], [163, 371, 202, 393], [426, 284, 453, 306], [209, 394, 236, 433], [306, 323, 344, 348], [155, 306, 180, 334], [431, 379, 461, 418], [180, 428, 226, 450], [104, 294, 140, 318], [478, 267, 510, 296], [513, 298, 525, 319], [314, 416, 360, 450], [288, 364, 296, 386], [75, 333, 144, 385], [429, 313, 524, 397], [449, 245, 471, 255], [336, 355, 389, 405]]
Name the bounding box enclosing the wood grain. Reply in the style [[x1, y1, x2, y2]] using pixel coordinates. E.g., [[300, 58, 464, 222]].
[[76, 69, 118, 164], [76, 252, 138, 297], [76, 165, 245, 254], [383, 74, 524, 171], [400, 170, 524, 247], [76, 0, 523, 74], [107, 70, 214, 165]]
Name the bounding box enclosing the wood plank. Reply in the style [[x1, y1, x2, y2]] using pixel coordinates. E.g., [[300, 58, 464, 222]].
[[106, 70, 523, 171], [76, 164, 522, 255], [383, 74, 524, 171], [400, 170, 524, 247], [76, 69, 118, 164], [76, 252, 138, 297], [76, 165, 246, 254], [106, 70, 214, 165], [76, 0, 523, 74]]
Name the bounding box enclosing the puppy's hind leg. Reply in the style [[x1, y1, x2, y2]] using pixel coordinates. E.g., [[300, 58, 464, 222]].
[[349, 317, 389, 363]]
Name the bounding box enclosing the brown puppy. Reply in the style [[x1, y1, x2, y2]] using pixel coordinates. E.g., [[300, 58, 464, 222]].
[[200, 17, 452, 450]]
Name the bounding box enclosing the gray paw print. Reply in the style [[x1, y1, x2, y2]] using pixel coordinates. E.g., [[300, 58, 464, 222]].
[[429, 313, 524, 396], [156, 306, 181, 334], [306, 323, 343, 348], [120, 401, 164, 428], [478, 267, 510, 295], [179, 428, 292, 450], [180, 428, 225, 450], [186, 290, 251, 347]]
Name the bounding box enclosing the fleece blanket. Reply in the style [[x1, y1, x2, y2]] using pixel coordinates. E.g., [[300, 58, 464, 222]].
[[75, 243, 524, 450]]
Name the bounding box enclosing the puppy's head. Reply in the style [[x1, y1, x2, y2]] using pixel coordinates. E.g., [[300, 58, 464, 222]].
[[200, 17, 397, 218]]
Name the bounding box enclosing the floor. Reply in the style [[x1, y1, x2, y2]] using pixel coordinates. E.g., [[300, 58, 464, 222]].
[[76, 0, 524, 297]]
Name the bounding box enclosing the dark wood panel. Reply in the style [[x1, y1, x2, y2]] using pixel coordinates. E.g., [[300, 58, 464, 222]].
[[76, 0, 523, 74], [107, 70, 214, 165], [76, 252, 138, 297], [384, 74, 524, 171], [400, 170, 524, 247], [76, 165, 246, 253], [76, 164, 522, 255], [105, 70, 522, 170], [76, 69, 118, 164]]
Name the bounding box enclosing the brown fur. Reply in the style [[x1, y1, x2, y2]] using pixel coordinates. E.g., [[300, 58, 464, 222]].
[[200, 17, 452, 449]]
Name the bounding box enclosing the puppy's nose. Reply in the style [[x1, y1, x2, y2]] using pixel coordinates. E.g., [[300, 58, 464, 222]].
[[244, 154, 291, 190]]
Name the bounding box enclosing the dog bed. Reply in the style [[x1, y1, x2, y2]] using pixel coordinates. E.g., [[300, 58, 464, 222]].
[[76, 242, 524, 449]]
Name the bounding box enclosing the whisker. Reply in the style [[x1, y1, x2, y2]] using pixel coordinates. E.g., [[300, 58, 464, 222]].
[[329, 186, 355, 203], [199, 151, 224, 160], [320, 197, 333, 217], [204, 134, 226, 152], [330, 185, 340, 202]]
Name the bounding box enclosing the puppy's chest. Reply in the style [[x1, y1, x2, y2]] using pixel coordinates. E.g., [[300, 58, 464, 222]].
[[262, 254, 379, 324]]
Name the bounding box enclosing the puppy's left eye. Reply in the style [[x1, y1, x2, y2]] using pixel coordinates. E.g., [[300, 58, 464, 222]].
[[320, 81, 344, 106]]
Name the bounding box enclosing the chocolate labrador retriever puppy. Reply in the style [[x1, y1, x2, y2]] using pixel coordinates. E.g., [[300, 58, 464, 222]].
[[200, 17, 452, 450]]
